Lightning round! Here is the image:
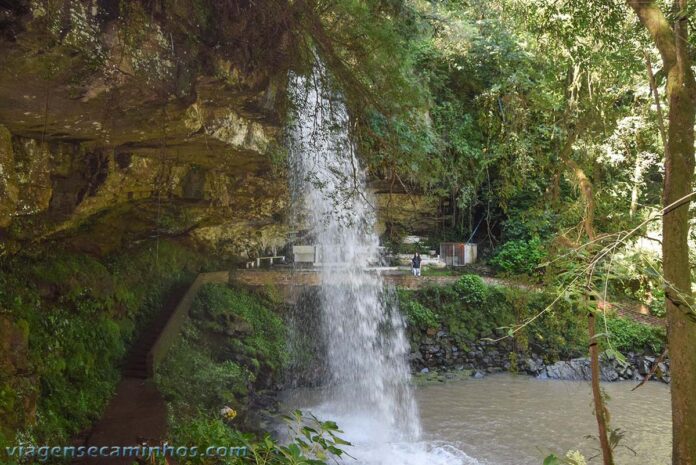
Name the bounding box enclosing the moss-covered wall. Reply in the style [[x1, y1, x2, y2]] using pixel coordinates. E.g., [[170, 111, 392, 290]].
[[155, 283, 288, 434]]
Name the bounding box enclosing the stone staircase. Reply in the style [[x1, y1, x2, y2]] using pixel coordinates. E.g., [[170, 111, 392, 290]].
[[121, 284, 189, 379]]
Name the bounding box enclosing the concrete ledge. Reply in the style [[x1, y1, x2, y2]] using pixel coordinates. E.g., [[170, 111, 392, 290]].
[[230, 269, 460, 289]]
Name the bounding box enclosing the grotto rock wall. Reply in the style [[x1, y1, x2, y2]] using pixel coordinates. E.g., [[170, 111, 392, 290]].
[[0, 1, 296, 258]]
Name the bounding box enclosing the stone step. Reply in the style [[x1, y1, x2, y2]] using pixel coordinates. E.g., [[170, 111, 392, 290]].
[[121, 284, 190, 378]]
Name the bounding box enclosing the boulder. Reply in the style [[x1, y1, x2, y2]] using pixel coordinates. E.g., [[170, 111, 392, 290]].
[[543, 358, 591, 381]]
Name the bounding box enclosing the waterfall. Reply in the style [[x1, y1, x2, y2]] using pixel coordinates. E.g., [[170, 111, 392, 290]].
[[288, 63, 420, 443], [286, 63, 476, 465]]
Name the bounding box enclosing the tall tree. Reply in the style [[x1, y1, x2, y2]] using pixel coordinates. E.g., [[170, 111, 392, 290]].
[[627, 1, 696, 464]]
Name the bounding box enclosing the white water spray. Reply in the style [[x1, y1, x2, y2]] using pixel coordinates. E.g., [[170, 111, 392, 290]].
[[287, 63, 478, 465]]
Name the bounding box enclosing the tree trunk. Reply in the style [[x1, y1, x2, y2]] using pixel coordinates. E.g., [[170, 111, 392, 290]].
[[567, 159, 596, 240], [628, 2, 696, 463], [663, 62, 696, 465], [558, 125, 596, 240], [629, 149, 643, 218], [588, 310, 615, 465], [644, 50, 668, 156]]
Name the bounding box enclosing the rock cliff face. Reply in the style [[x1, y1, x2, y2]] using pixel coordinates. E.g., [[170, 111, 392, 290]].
[[0, 1, 434, 259], [0, 1, 294, 258]]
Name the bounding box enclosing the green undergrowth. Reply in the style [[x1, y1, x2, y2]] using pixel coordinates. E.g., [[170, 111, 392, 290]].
[[156, 283, 288, 422], [0, 239, 220, 453], [190, 284, 289, 375], [162, 411, 349, 465], [156, 284, 324, 464], [603, 317, 665, 354], [399, 274, 666, 362], [489, 238, 547, 276]]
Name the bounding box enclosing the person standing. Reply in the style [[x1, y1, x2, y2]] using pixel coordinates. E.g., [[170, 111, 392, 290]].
[[411, 253, 422, 277]]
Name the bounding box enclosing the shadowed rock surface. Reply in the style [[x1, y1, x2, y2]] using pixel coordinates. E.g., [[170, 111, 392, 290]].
[[0, 1, 295, 257], [0, 1, 434, 259]]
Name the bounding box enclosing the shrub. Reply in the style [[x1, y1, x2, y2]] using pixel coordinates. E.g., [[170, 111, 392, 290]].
[[489, 237, 546, 275], [453, 274, 488, 305], [525, 292, 587, 361], [169, 416, 246, 462], [604, 317, 666, 354], [501, 208, 556, 242], [400, 298, 439, 329], [168, 411, 349, 465], [402, 279, 588, 359]]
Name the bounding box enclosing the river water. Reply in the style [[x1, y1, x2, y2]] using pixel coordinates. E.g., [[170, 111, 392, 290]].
[[281, 374, 672, 465]]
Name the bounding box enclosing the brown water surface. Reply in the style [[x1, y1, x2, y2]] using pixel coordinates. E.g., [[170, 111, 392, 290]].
[[416, 374, 671, 465], [282, 374, 671, 465]]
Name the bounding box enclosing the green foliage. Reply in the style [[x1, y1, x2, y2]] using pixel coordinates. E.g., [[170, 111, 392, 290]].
[[508, 351, 519, 373], [273, 410, 351, 464], [29, 253, 113, 301], [0, 256, 125, 445], [453, 274, 488, 304], [400, 296, 439, 329], [501, 207, 557, 242], [156, 283, 287, 441], [401, 279, 588, 361], [490, 238, 546, 275], [153, 282, 357, 465], [191, 284, 289, 374], [108, 240, 206, 321], [0, 240, 212, 446], [167, 411, 349, 465], [27, 312, 124, 443], [604, 250, 666, 318], [400, 275, 666, 364], [604, 317, 666, 354], [524, 291, 587, 361], [156, 332, 252, 417], [158, 294, 344, 465], [327, 0, 667, 273], [402, 283, 504, 343], [169, 416, 246, 463], [312, 0, 434, 174]]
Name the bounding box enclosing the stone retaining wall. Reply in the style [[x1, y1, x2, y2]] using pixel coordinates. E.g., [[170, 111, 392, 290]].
[[409, 327, 670, 383]]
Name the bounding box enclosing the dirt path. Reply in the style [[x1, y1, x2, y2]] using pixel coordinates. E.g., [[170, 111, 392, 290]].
[[75, 378, 167, 464], [233, 269, 665, 326]]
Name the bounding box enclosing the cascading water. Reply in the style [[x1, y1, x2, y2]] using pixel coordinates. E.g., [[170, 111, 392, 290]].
[[288, 62, 420, 441], [287, 63, 477, 465]]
